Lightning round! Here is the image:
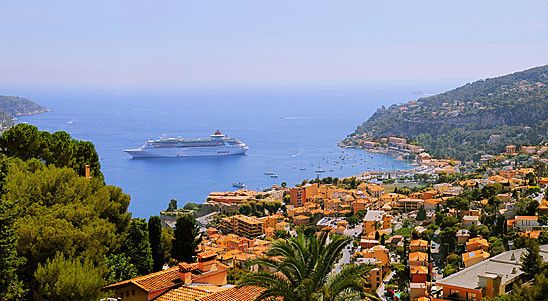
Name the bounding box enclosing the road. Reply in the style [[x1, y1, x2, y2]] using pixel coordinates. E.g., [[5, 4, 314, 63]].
[[376, 271, 395, 301]]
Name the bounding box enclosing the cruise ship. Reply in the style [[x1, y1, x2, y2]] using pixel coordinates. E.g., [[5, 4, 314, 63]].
[[124, 130, 249, 158]]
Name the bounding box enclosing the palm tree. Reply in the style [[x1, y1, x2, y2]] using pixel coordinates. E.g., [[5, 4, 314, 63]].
[[238, 231, 380, 301]]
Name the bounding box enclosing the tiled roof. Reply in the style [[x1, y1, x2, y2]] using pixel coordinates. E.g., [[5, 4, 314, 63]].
[[105, 266, 182, 292], [156, 286, 210, 301], [199, 286, 267, 301]]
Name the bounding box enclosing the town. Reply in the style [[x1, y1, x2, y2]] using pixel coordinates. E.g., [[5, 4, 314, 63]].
[[104, 142, 548, 301]]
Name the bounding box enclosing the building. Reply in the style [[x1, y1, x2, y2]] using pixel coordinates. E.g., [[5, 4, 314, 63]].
[[104, 252, 228, 301], [363, 210, 389, 235], [466, 237, 489, 252], [392, 198, 424, 212], [435, 245, 548, 301], [514, 216, 540, 232], [219, 215, 264, 238], [462, 250, 490, 268], [505, 145, 517, 155], [409, 252, 428, 267], [410, 239, 429, 252], [289, 183, 319, 207], [410, 266, 429, 283], [462, 215, 480, 227]]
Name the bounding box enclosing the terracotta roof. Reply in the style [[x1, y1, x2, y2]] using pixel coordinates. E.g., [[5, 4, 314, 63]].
[[409, 252, 428, 262], [156, 286, 210, 301], [410, 265, 429, 274], [200, 286, 268, 301], [105, 266, 181, 292]]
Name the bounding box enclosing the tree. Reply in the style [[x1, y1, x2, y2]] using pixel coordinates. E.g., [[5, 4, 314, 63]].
[[148, 216, 164, 272], [167, 199, 178, 211], [34, 253, 105, 301], [239, 232, 377, 301], [172, 214, 201, 263], [520, 239, 543, 280], [161, 227, 174, 264], [124, 219, 153, 275], [0, 123, 43, 160], [0, 198, 26, 300], [104, 254, 138, 283], [416, 205, 427, 221]]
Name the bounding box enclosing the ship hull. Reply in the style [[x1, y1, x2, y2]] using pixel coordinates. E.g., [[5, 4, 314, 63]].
[[124, 145, 247, 158]]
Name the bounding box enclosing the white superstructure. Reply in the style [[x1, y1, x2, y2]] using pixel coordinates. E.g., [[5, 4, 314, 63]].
[[124, 130, 248, 158]]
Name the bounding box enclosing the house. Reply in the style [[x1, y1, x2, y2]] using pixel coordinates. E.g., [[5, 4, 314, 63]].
[[466, 237, 489, 252], [104, 252, 228, 301], [435, 245, 548, 301], [514, 216, 540, 232], [410, 282, 428, 300], [409, 252, 428, 267], [462, 215, 480, 227], [410, 265, 429, 284], [462, 250, 490, 268], [409, 239, 429, 252]]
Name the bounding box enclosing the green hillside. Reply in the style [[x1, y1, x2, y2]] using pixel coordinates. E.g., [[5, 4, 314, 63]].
[[0, 95, 48, 129], [343, 65, 548, 161]]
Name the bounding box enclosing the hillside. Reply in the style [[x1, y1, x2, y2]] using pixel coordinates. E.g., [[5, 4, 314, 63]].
[[0, 95, 48, 129], [343, 65, 548, 161]]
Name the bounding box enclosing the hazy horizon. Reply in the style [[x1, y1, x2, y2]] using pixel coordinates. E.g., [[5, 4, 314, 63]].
[[1, 0, 547, 89]]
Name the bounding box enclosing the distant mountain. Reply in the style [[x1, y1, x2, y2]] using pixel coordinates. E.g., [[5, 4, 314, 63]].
[[343, 65, 548, 161], [0, 95, 48, 129]]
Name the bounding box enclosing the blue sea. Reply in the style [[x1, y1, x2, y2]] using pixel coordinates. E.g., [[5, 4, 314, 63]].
[[13, 84, 452, 218]]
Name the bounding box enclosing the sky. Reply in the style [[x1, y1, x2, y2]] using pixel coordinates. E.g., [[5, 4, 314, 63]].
[[1, 0, 547, 89]]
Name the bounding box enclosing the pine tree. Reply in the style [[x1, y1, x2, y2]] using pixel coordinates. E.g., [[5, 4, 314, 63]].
[[172, 214, 201, 263], [520, 239, 543, 279], [0, 199, 26, 300], [148, 216, 164, 271]]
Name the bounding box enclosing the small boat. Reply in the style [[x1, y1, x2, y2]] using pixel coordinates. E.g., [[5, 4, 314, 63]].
[[315, 168, 326, 173], [300, 167, 307, 170], [270, 174, 278, 178], [232, 182, 246, 188], [264, 171, 275, 175]]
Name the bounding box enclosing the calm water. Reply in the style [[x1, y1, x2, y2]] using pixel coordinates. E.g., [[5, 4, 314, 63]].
[[14, 84, 450, 217]]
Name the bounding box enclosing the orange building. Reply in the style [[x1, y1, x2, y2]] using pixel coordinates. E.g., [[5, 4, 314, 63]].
[[289, 183, 319, 207]]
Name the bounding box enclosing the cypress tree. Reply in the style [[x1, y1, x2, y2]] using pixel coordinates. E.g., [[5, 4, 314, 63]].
[[148, 216, 164, 271]]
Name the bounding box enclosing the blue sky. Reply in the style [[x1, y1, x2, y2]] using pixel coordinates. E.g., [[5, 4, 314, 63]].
[[1, 0, 547, 88]]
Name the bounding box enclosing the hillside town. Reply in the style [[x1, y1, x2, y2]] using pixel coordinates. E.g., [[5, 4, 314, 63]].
[[103, 142, 548, 301]]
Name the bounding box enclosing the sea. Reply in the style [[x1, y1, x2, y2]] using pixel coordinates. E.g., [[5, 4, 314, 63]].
[[13, 83, 453, 218]]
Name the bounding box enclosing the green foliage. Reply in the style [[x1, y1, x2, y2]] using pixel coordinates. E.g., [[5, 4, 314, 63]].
[[34, 253, 105, 301], [346, 65, 548, 161], [123, 219, 153, 275], [167, 199, 178, 211], [0, 124, 103, 180], [161, 227, 175, 265], [172, 214, 201, 263], [516, 198, 539, 216], [104, 254, 138, 284], [0, 197, 26, 300], [239, 232, 376, 301], [416, 205, 427, 221], [442, 264, 458, 277], [520, 239, 543, 280], [148, 216, 164, 272], [5, 163, 130, 284]]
